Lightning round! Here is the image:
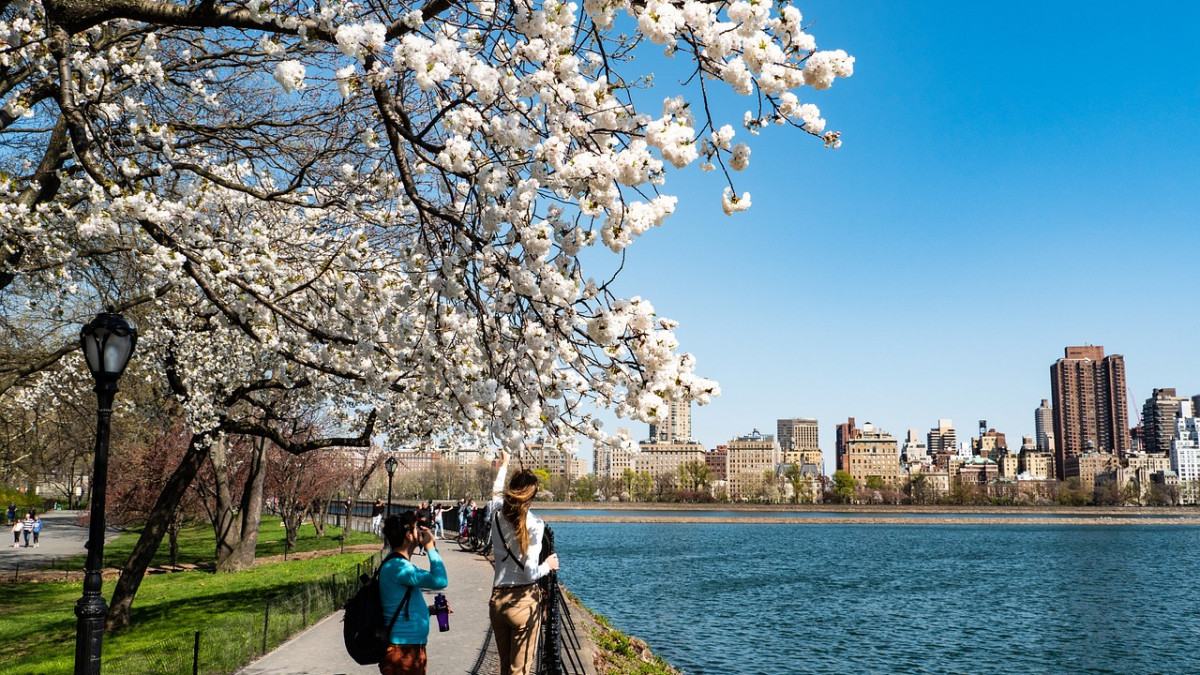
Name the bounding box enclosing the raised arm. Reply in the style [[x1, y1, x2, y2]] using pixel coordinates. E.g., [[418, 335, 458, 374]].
[[491, 450, 510, 501], [390, 531, 448, 590]]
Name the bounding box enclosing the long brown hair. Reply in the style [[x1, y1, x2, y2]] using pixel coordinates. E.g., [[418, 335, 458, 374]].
[[501, 469, 539, 554]]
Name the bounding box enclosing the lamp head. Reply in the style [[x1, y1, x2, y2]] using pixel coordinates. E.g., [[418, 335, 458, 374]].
[[80, 311, 138, 384], [384, 456, 398, 477]]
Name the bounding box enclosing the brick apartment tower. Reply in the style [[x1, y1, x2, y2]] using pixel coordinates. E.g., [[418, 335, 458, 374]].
[[835, 418, 860, 473], [1049, 346, 1132, 479]]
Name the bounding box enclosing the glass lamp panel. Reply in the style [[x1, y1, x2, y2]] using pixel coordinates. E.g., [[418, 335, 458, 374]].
[[82, 333, 102, 374], [102, 334, 134, 375]]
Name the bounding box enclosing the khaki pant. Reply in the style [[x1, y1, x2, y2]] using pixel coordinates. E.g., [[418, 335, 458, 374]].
[[489, 584, 542, 675]]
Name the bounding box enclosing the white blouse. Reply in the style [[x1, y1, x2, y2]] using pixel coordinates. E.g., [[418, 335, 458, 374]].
[[488, 464, 552, 587]]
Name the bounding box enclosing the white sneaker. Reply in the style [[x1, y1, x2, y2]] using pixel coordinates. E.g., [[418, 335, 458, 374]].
[[34, 543, 38, 548]]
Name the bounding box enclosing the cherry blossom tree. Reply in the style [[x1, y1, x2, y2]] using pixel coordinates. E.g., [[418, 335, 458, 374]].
[[1, 0, 853, 627], [2, 0, 850, 445]]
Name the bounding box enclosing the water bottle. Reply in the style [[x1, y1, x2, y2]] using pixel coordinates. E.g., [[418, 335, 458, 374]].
[[434, 593, 450, 632]]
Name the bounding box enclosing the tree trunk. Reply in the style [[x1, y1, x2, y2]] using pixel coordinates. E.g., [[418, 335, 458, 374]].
[[230, 436, 267, 570], [212, 435, 268, 573], [167, 510, 182, 567], [208, 436, 240, 571], [283, 507, 303, 553], [311, 497, 329, 537], [106, 432, 211, 632]]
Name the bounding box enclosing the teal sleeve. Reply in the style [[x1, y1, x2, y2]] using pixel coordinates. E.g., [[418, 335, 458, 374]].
[[392, 549, 448, 590]]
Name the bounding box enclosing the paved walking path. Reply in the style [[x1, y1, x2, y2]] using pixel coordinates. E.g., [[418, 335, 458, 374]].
[[0, 510, 119, 579], [238, 542, 503, 675]]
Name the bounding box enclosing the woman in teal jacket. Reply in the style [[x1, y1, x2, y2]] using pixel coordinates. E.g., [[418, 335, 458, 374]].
[[378, 511, 448, 675]]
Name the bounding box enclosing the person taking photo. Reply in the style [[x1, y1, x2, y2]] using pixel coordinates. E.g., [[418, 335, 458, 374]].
[[379, 512, 448, 675]]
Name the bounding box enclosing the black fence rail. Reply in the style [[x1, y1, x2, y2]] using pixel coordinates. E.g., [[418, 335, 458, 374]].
[[324, 499, 465, 535], [102, 553, 381, 675], [0, 555, 87, 582]]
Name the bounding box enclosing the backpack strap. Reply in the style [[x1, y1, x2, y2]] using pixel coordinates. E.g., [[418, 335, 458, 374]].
[[492, 512, 524, 566], [389, 585, 414, 626], [381, 554, 416, 631]]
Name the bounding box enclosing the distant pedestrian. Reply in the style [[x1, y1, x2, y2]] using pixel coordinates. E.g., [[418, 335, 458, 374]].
[[464, 500, 477, 537], [11, 518, 21, 547], [488, 451, 559, 675], [31, 513, 41, 547], [378, 512, 448, 675], [6, 503, 15, 524], [432, 504, 445, 539], [21, 512, 34, 547], [372, 499, 386, 535], [414, 502, 432, 556], [457, 499, 470, 538]]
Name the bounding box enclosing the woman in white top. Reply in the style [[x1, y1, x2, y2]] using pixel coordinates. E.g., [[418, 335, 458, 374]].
[[487, 451, 560, 675]]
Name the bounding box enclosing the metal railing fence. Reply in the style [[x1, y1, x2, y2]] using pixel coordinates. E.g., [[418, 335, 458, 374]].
[[102, 552, 382, 675]]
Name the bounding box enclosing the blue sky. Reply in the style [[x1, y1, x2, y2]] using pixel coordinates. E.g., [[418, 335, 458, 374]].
[[586, 1, 1200, 471]]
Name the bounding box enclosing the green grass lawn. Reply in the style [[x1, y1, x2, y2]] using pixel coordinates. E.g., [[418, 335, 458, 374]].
[[0, 522, 383, 675], [84, 520, 381, 569]]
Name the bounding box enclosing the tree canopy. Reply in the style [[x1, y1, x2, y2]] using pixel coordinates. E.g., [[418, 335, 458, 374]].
[[1, 0, 852, 450]]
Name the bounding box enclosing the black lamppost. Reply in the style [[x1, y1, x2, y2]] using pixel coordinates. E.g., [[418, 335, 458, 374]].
[[75, 311, 137, 675], [384, 455, 398, 516]]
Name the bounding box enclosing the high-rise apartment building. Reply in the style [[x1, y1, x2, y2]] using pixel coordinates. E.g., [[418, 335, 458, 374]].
[[777, 417, 819, 453], [777, 417, 822, 472], [1019, 447, 1055, 480], [525, 441, 588, 479], [927, 419, 956, 457], [844, 423, 900, 488], [648, 400, 692, 444], [726, 430, 781, 499], [1142, 388, 1187, 456], [1050, 346, 1132, 478], [634, 442, 707, 478], [1034, 399, 1055, 453], [594, 429, 635, 479], [901, 429, 928, 464], [835, 418, 860, 473], [1170, 402, 1200, 505], [706, 445, 728, 481]]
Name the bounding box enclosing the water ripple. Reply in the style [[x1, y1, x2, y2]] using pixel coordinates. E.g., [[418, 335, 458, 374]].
[[555, 523, 1200, 674]]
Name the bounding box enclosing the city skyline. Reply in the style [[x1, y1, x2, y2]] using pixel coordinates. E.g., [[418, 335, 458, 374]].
[[584, 1, 1200, 470], [599, 343, 1197, 477]]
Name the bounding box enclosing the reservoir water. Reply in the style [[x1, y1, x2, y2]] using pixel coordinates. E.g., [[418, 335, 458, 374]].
[[551, 521, 1200, 674]]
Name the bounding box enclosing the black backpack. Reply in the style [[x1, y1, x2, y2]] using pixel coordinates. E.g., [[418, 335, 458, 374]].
[[343, 553, 414, 665]]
